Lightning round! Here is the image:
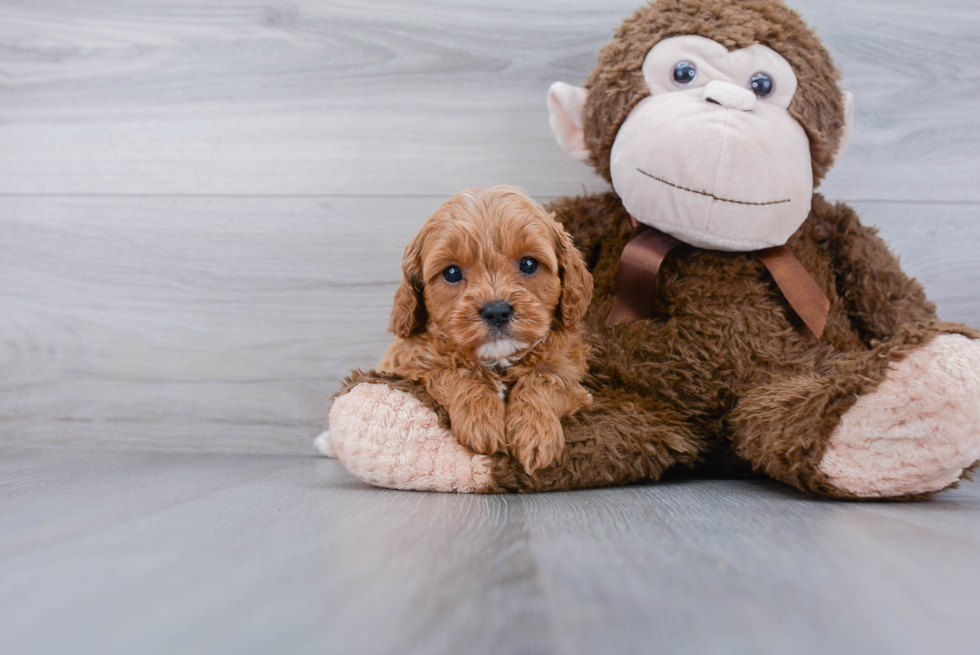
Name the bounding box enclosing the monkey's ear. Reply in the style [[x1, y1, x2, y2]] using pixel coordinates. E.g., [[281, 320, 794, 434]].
[[833, 91, 855, 163], [547, 82, 590, 162], [388, 234, 428, 338]]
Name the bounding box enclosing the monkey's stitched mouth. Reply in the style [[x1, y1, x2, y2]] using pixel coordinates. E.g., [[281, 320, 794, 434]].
[[637, 169, 790, 207]]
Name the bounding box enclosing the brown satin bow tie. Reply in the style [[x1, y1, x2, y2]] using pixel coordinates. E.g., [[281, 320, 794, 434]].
[[606, 223, 830, 338]]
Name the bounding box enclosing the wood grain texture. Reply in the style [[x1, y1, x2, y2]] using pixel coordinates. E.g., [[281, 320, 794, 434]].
[[0, 0, 977, 200], [2, 450, 979, 655], [1, 197, 976, 454], [0, 195, 441, 453]]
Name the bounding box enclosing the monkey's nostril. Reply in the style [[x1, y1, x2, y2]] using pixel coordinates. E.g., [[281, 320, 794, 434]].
[[479, 301, 514, 328], [702, 80, 757, 112]]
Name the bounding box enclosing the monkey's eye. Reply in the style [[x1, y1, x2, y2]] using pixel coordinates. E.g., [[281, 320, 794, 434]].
[[442, 265, 463, 283], [749, 72, 775, 98], [519, 257, 539, 275], [671, 61, 698, 87]]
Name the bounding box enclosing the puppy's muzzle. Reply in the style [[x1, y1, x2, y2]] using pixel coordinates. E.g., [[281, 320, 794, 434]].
[[479, 301, 514, 329]]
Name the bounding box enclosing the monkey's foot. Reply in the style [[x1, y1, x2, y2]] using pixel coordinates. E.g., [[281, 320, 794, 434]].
[[328, 382, 493, 493], [820, 334, 980, 498]]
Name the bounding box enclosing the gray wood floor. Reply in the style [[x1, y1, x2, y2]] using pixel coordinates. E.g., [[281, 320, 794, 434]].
[[4, 450, 980, 655], [2, 1, 979, 653]]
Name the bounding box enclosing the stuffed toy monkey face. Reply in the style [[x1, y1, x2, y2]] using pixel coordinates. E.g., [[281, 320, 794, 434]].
[[549, 36, 854, 251], [615, 36, 811, 251]]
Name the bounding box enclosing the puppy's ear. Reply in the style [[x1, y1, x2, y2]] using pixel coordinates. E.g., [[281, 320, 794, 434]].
[[550, 215, 593, 331], [389, 230, 428, 338]]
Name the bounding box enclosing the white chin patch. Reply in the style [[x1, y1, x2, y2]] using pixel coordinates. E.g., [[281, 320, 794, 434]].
[[477, 339, 527, 367]]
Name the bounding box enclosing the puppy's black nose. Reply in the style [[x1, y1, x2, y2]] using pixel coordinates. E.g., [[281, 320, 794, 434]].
[[480, 301, 514, 328]]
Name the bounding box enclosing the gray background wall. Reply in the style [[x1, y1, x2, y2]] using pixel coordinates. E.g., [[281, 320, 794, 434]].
[[1, 0, 978, 455]]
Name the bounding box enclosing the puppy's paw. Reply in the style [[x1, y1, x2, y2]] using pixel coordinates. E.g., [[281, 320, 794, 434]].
[[506, 407, 564, 473], [450, 397, 507, 456]]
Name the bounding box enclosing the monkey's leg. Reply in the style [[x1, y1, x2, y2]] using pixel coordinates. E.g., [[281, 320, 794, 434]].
[[493, 389, 703, 492], [731, 322, 980, 500], [327, 372, 702, 493]]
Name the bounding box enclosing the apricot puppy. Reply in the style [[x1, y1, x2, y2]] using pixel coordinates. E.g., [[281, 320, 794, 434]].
[[379, 186, 594, 473]]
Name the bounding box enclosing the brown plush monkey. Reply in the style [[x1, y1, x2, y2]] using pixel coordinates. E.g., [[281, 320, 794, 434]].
[[323, 0, 980, 499]]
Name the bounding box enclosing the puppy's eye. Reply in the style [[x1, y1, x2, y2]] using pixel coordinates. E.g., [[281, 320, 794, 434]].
[[442, 265, 463, 284], [519, 257, 539, 275]]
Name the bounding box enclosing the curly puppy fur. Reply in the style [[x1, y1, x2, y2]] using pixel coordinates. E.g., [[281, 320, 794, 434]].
[[380, 186, 594, 473]]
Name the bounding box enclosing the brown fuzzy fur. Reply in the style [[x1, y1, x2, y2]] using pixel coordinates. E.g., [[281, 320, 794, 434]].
[[522, 190, 976, 497], [334, 0, 979, 498], [379, 186, 594, 473]]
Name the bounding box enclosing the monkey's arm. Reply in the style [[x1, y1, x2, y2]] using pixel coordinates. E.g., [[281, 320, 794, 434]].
[[545, 191, 634, 270], [819, 196, 937, 342]]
